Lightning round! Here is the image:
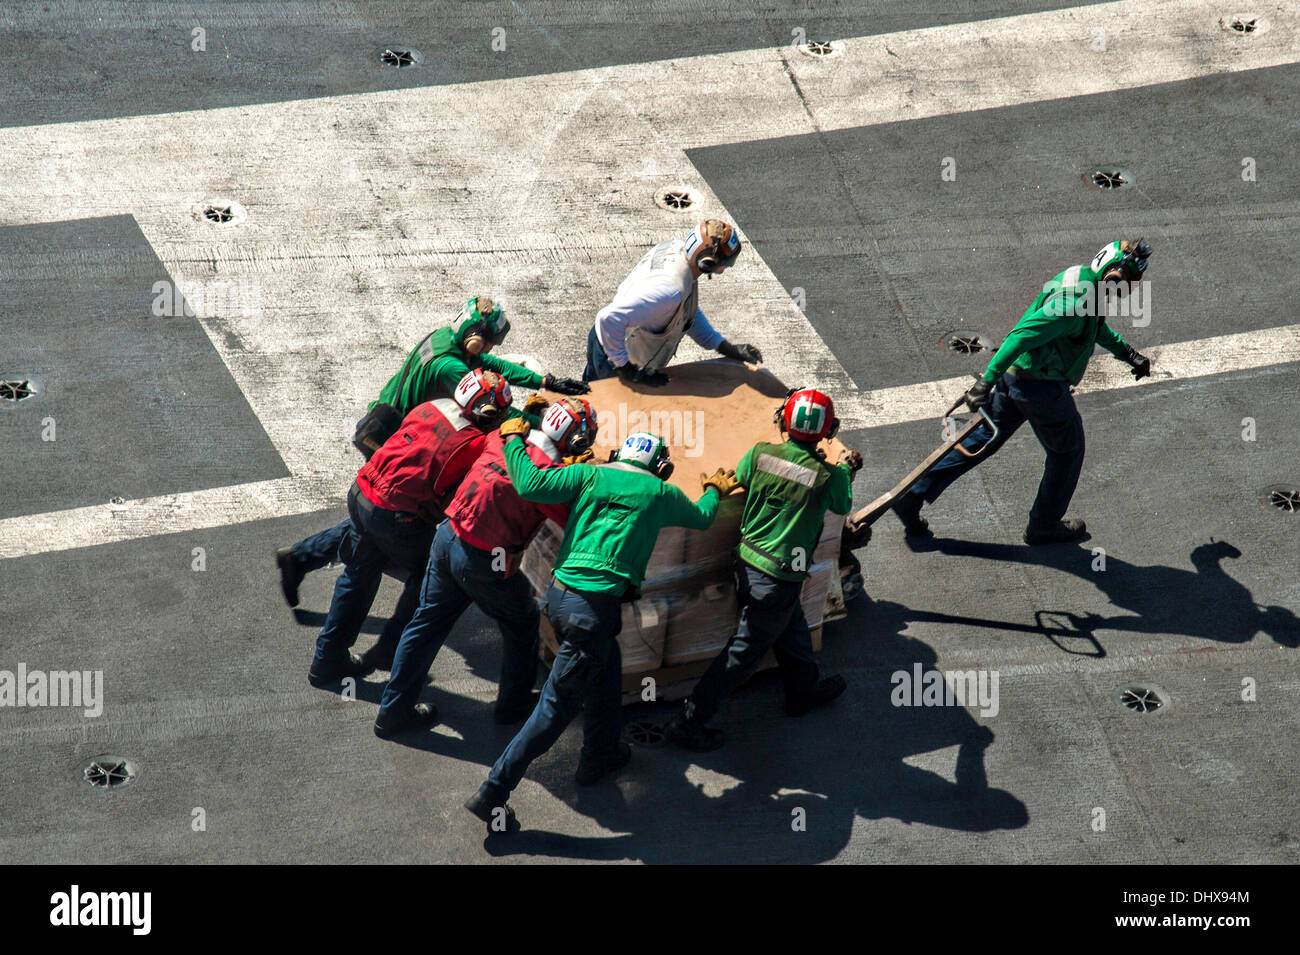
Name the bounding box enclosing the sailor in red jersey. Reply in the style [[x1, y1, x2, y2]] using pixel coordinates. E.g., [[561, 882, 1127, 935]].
[[308, 369, 514, 689], [374, 397, 599, 737]]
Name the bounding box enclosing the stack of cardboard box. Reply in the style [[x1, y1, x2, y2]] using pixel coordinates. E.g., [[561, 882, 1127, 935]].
[[523, 360, 848, 698]]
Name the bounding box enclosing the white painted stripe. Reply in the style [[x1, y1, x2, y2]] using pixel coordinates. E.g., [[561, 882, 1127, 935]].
[[0, 479, 336, 561], [757, 452, 817, 487]]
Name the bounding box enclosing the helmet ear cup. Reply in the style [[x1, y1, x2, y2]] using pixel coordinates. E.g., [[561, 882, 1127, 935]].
[[655, 459, 674, 481], [827, 416, 840, 441], [472, 400, 504, 424], [566, 426, 594, 454]]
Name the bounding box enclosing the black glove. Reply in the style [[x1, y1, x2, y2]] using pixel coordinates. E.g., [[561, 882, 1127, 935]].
[[616, 362, 669, 387], [963, 377, 993, 410], [718, 341, 763, 364], [1124, 346, 1151, 381], [542, 374, 590, 396]]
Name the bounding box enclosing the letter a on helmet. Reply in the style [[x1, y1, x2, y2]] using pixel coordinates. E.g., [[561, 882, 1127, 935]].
[[454, 368, 512, 425], [780, 388, 838, 442]]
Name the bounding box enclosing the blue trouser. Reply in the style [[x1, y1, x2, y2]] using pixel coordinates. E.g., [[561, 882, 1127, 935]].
[[582, 327, 618, 383], [686, 563, 820, 723], [312, 487, 434, 670], [484, 583, 624, 800], [291, 520, 349, 575], [378, 521, 540, 719], [911, 373, 1086, 528]]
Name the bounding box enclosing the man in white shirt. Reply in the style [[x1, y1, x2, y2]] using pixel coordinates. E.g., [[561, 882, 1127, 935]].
[[583, 219, 764, 386]]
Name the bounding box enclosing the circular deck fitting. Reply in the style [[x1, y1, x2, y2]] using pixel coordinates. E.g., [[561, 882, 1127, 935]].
[[943, 331, 997, 356], [379, 46, 422, 68], [1086, 168, 1131, 191], [82, 756, 137, 789], [624, 720, 666, 747], [1116, 684, 1167, 714], [798, 39, 844, 59], [1220, 16, 1262, 34], [1262, 486, 1300, 513], [0, 379, 36, 402], [194, 199, 247, 226], [655, 188, 696, 212]]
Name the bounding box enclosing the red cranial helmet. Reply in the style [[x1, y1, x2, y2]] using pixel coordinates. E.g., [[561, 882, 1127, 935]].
[[540, 397, 597, 454], [453, 368, 512, 425], [777, 387, 838, 442]]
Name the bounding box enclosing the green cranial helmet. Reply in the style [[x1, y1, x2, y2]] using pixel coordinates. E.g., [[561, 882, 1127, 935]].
[[1088, 239, 1152, 282], [451, 296, 510, 348]]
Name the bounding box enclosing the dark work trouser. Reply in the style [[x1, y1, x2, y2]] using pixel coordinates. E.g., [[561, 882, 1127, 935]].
[[686, 563, 820, 724], [312, 487, 433, 670], [582, 327, 618, 383], [484, 583, 624, 800], [291, 520, 349, 576], [910, 373, 1086, 529], [378, 521, 540, 718]]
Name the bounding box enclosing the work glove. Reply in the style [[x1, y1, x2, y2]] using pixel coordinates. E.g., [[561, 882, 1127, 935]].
[[1123, 346, 1151, 380], [542, 374, 590, 396], [717, 341, 763, 364], [963, 377, 993, 410], [562, 448, 595, 465], [522, 393, 550, 417], [617, 361, 669, 387], [700, 468, 741, 497], [839, 448, 863, 474], [844, 517, 872, 550], [499, 416, 531, 441]]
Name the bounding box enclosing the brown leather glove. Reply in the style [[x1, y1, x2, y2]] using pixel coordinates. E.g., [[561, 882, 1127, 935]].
[[700, 468, 741, 497], [499, 416, 531, 441], [839, 448, 863, 474], [562, 448, 595, 465], [523, 393, 550, 417]]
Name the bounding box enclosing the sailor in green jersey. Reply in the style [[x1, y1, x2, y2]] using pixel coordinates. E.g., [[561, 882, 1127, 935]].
[[466, 429, 732, 831], [665, 388, 860, 752], [373, 296, 590, 416], [892, 239, 1154, 546], [275, 296, 589, 612]]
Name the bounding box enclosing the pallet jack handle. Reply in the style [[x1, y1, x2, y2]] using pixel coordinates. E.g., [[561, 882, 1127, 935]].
[[942, 395, 1000, 459]]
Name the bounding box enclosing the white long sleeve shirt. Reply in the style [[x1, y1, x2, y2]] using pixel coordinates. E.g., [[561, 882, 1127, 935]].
[[594, 241, 724, 368]]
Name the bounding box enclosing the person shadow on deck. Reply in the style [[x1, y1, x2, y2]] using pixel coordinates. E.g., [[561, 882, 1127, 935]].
[[927, 537, 1299, 648]]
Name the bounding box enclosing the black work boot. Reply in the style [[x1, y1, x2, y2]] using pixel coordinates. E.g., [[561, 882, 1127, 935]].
[[275, 546, 303, 608], [785, 675, 847, 717], [892, 492, 931, 536], [664, 708, 724, 752], [1024, 518, 1087, 546], [307, 651, 373, 688], [465, 787, 519, 833], [574, 741, 632, 787], [373, 703, 439, 739]]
